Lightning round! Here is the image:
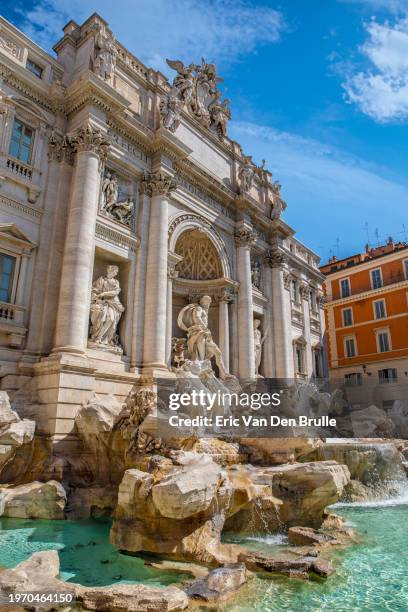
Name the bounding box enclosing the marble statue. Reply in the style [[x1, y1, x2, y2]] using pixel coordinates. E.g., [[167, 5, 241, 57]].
[[165, 58, 230, 138], [177, 295, 228, 379], [253, 319, 267, 376], [94, 30, 116, 80], [159, 94, 182, 132], [101, 172, 134, 226], [208, 91, 231, 138], [238, 156, 255, 193], [89, 265, 125, 352], [101, 172, 118, 209], [270, 180, 287, 220], [251, 260, 261, 289]]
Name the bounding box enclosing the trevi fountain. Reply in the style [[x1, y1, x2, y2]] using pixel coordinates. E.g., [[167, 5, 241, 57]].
[[0, 12, 407, 612]]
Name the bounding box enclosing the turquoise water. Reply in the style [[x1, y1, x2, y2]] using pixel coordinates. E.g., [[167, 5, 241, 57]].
[[222, 502, 408, 611], [0, 518, 191, 587], [0, 504, 407, 609]]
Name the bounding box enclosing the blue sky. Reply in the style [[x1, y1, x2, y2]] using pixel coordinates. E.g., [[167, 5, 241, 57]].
[[2, 0, 408, 262]]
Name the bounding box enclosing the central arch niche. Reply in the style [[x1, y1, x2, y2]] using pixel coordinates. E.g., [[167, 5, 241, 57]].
[[175, 229, 223, 280]]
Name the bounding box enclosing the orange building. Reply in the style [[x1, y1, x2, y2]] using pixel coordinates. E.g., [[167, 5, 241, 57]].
[[320, 238, 408, 407]]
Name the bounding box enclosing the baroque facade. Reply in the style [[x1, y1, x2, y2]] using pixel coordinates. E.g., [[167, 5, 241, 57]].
[[0, 14, 326, 440]]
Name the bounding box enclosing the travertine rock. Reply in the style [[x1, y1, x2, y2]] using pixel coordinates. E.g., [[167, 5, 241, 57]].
[[0, 391, 20, 425], [238, 550, 334, 579], [0, 391, 36, 481], [0, 551, 188, 611], [241, 437, 323, 465], [111, 457, 350, 562], [76, 583, 188, 611], [111, 455, 233, 564], [151, 455, 221, 519], [317, 441, 403, 485], [66, 485, 117, 519], [0, 480, 66, 519], [288, 526, 340, 547], [186, 563, 247, 602], [269, 461, 350, 527]]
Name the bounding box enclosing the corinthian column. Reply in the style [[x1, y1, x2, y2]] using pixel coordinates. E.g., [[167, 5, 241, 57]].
[[235, 225, 256, 381], [142, 173, 177, 371], [267, 248, 294, 379], [53, 123, 110, 354]]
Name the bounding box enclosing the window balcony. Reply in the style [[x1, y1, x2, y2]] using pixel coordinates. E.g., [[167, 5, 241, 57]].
[[0, 153, 41, 204], [0, 301, 26, 325], [0, 301, 27, 348], [5, 157, 33, 181]]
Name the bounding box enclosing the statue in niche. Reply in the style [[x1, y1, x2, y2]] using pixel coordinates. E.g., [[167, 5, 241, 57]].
[[253, 319, 268, 377], [102, 172, 118, 209], [89, 265, 125, 353], [238, 156, 255, 193], [101, 172, 134, 227], [93, 29, 116, 80], [251, 260, 261, 289], [177, 295, 228, 379]]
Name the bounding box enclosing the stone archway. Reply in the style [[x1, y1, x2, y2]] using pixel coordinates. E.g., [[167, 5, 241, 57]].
[[175, 229, 223, 281]]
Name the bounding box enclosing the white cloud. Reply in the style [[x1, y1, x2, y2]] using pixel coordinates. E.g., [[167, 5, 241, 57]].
[[230, 121, 408, 258], [343, 16, 408, 121], [339, 0, 408, 12], [16, 0, 284, 73]]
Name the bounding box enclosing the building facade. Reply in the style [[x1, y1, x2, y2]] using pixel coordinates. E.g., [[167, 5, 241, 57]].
[[321, 239, 408, 409], [0, 14, 326, 440]]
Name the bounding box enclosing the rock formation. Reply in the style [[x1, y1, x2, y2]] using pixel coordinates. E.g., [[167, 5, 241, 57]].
[[0, 480, 66, 519]]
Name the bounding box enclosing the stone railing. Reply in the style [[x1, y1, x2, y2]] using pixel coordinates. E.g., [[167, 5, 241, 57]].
[[5, 157, 33, 181], [0, 301, 26, 325]]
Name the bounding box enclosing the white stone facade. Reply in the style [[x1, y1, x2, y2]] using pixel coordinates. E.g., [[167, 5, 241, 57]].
[[0, 14, 326, 440]]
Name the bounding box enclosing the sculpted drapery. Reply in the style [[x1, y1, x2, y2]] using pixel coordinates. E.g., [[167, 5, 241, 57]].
[[89, 265, 125, 351]]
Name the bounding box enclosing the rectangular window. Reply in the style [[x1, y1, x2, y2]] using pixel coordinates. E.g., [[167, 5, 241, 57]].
[[342, 308, 353, 326], [404, 260, 408, 280], [0, 253, 16, 303], [370, 268, 383, 289], [295, 347, 303, 373], [373, 299, 386, 319], [377, 330, 390, 353], [291, 280, 299, 303], [344, 373, 362, 386], [9, 120, 34, 164], [26, 58, 43, 78], [345, 337, 356, 358], [340, 278, 350, 298], [379, 368, 397, 383]]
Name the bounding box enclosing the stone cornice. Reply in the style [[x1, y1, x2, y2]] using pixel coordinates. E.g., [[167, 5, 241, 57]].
[[95, 221, 140, 252], [0, 193, 42, 220], [0, 61, 55, 115], [64, 72, 130, 117], [141, 172, 177, 197]]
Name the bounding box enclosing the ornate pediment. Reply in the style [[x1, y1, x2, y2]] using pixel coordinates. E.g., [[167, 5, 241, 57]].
[[0, 223, 36, 249], [160, 58, 231, 139]]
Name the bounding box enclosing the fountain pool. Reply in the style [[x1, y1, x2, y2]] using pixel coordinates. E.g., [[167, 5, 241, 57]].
[[0, 502, 407, 610]]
